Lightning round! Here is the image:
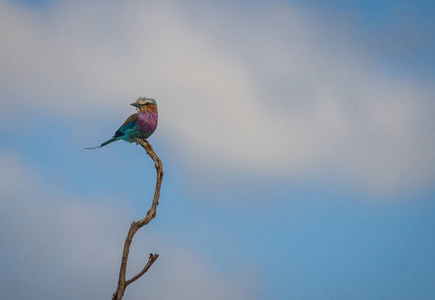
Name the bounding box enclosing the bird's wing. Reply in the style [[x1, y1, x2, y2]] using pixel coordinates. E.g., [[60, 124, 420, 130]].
[[122, 113, 139, 127], [113, 113, 138, 138]]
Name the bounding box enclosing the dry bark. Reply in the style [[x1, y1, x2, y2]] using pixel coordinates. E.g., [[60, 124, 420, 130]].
[[112, 139, 163, 300]]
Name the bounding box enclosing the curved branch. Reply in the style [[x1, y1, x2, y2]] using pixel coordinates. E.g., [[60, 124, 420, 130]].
[[125, 253, 159, 287], [112, 139, 164, 300]]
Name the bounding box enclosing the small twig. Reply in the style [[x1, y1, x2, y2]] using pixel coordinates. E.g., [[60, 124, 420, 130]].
[[125, 253, 159, 287], [112, 139, 164, 300]]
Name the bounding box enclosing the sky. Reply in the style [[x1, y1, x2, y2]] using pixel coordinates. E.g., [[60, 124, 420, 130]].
[[1, 0, 434, 299]]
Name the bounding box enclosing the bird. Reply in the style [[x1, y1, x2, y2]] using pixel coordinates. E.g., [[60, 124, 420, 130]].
[[85, 97, 158, 149]]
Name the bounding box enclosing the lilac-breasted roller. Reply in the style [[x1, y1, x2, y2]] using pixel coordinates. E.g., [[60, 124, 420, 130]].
[[86, 97, 158, 149]]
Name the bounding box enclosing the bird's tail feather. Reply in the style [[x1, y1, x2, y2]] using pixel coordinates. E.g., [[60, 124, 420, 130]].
[[85, 137, 118, 150]]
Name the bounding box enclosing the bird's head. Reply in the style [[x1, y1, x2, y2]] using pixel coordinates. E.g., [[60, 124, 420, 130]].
[[131, 97, 157, 114]]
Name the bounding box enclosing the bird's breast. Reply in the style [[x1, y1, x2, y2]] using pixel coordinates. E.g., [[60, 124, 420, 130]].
[[137, 113, 158, 136]]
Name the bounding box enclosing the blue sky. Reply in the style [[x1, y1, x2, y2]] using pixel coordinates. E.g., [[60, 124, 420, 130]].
[[1, 0, 435, 299]]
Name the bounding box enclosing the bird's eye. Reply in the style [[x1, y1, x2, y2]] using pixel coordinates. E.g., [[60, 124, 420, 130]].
[[144, 102, 150, 106]]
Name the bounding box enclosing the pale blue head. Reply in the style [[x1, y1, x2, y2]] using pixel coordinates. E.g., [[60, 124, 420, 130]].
[[131, 97, 156, 107], [131, 97, 158, 114]]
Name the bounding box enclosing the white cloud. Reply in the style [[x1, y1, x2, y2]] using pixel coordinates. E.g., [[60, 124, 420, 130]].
[[1, 0, 434, 192], [0, 154, 258, 299]]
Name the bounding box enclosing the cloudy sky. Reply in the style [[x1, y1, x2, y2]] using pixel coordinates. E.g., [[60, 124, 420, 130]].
[[1, 0, 434, 299]]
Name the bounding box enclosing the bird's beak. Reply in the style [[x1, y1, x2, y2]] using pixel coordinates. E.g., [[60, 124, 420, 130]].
[[130, 103, 140, 108]]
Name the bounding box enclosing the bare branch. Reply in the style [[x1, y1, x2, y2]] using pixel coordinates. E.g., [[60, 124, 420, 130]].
[[125, 253, 159, 287], [112, 139, 164, 300]]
